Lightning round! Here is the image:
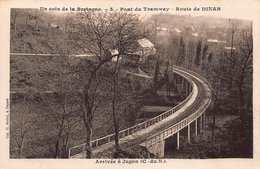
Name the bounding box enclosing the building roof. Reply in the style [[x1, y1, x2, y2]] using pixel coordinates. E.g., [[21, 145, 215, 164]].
[[161, 28, 167, 31], [110, 49, 121, 62], [137, 38, 154, 48], [224, 47, 236, 50], [174, 28, 182, 33], [110, 49, 119, 56], [207, 39, 219, 43], [207, 39, 228, 44], [156, 27, 167, 31], [192, 33, 198, 37], [218, 40, 227, 44]]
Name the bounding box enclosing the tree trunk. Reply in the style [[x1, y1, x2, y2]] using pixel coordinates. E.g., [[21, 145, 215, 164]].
[[18, 106, 26, 158], [14, 22, 17, 34], [18, 134, 25, 158], [36, 20, 39, 30], [112, 56, 121, 154], [25, 16, 28, 31], [212, 101, 217, 143], [112, 104, 120, 151], [86, 118, 92, 158], [54, 118, 64, 158], [54, 130, 62, 158], [229, 31, 235, 90], [238, 50, 252, 113]]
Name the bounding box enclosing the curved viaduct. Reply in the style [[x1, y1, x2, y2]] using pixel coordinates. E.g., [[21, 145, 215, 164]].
[[69, 66, 212, 158]]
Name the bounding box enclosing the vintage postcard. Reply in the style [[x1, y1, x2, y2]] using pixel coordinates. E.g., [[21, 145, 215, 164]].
[[0, 0, 259, 168]]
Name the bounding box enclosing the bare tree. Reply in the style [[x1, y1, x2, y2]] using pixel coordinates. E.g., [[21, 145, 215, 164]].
[[11, 9, 20, 34], [15, 9, 30, 31], [10, 97, 36, 158], [237, 23, 252, 111], [107, 12, 146, 155], [43, 13, 54, 32], [36, 59, 81, 158], [176, 37, 185, 66], [68, 11, 143, 158], [209, 63, 221, 142], [23, 25, 83, 158], [28, 9, 44, 30], [227, 19, 240, 90], [187, 38, 195, 70]]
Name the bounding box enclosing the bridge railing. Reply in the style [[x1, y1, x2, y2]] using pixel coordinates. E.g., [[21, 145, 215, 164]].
[[144, 96, 211, 147], [68, 70, 195, 158], [173, 66, 212, 93], [143, 67, 212, 147]]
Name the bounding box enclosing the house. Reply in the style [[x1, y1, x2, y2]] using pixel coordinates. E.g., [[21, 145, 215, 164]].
[[224, 47, 236, 50], [133, 38, 156, 62], [207, 39, 219, 43], [174, 28, 182, 33], [68, 39, 156, 63], [207, 39, 227, 47], [156, 27, 168, 36], [192, 33, 199, 37], [218, 40, 227, 46], [110, 49, 121, 62]]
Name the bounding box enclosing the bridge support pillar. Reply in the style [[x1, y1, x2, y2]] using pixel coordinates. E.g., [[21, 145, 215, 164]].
[[181, 78, 184, 91], [203, 112, 206, 131], [189, 82, 192, 94], [147, 140, 165, 158], [195, 119, 197, 136], [188, 82, 191, 96], [176, 131, 180, 150], [200, 115, 203, 134], [186, 81, 189, 97], [188, 124, 191, 144], [189, 82, 191, 95]]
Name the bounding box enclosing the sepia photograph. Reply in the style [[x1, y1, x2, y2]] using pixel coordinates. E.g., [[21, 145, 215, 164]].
[[1, 0, 259, 168]]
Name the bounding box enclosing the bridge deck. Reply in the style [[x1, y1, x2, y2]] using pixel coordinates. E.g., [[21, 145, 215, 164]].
[[70, 67, 210, 158]]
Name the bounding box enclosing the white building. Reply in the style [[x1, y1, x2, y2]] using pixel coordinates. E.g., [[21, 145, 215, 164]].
[[156, 27, 168, 36], [110, 49, 121, 62], [224, 47, 236, 50], [134, 38, 156, 62]]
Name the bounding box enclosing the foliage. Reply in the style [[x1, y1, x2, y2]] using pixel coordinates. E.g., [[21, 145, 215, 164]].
[[153, 60, 160, 92], [202, 44, 208, 61], [208, 52, 213, 63], [113, 147, 156, 158], [176, 37, 185, 66], [194, 40, 202, 67]]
